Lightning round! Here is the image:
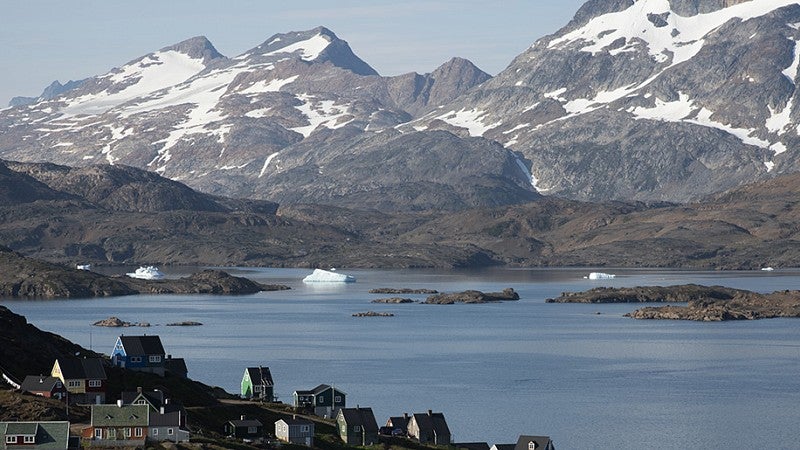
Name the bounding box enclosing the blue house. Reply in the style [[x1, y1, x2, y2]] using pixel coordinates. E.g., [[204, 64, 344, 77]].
[[111, 335, 167, 376]]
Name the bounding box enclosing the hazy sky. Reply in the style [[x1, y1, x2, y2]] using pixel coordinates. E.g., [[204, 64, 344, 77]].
[[0, 0, 586, 106]]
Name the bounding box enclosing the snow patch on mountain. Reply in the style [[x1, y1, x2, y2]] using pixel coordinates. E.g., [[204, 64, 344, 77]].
[[433, 108, 502, 137], [630, 92, 784, 156], [265, 33, 331, 61], [290, 94, 353, 137], [549, 0, 800, 67], [63, 51, 206, 116], [259, 152, 281, 178], [241, 75, 299, 94]]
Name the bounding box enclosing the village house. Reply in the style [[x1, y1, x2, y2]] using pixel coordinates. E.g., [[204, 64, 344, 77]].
[[51, 358, 107, 404], [385, 413, 410, 436], [120, 387, 187, 430], [274, 416, 314, 447], [292, 384, 346, 417], [0, 421, 79, 450], [513, 434, 555, 450], [336, 407, 378, 446], [224, 416, 263, 440], [407, 410, 452, 445], [455, 443, 490, 450], [241, 366, 274, 401], [110, 335, 167, 376], [19, 376, 67, 400], [164, 356, 188, 378], [82, 403, 148, 446]]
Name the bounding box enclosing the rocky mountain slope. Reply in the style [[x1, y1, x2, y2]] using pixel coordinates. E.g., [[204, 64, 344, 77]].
[[3, 2, 800, 208], [412, 0, 800, 202], [0, 28, 524, 211], [1, 158, 799, 269]]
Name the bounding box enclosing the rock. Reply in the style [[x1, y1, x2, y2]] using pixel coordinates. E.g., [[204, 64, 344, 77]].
[[352, 311, 394, 317], [92, 317, 150, 327], [625, 290, 800, 321], [371, 297, 415, 304], [165, 321, 203, 326], [369, 288, 439, 294], [424, 288, 520, 304], [546, 284, 745, 303]]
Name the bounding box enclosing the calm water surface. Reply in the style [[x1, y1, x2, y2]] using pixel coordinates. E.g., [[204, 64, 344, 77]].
[[3, 267, 800, 450]]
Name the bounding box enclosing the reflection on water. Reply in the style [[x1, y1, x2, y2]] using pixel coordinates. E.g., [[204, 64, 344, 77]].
[[3, 267, 800, 449]]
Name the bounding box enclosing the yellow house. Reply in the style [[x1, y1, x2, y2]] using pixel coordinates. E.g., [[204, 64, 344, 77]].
[[51, 358, 107, 404]]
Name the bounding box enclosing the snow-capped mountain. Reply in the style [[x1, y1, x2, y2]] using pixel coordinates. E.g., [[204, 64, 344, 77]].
[[0, 27, 517, 210], [412, 0, 800, 202]]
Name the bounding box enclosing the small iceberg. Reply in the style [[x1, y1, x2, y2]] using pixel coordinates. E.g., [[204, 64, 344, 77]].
[[76, 264, 91, 270], [302, 268, 356, 283], [126, 266, 165, 280], [761, 267, 775, 271], [586, 272, 616, 280]]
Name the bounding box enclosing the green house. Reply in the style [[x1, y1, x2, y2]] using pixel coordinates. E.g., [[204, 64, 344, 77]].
[[241, 367, 274, 401]]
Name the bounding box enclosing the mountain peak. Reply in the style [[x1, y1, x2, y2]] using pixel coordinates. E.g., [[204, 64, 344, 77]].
[[161, 35, 224, 63], [248, 27, 378, 76]]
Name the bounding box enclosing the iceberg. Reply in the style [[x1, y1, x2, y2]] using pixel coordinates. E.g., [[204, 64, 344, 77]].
[[587, 272, 616, 280], [761, 267, 775, 271], [76, 264, 91, 270], [126, 266, 165, 280], [302, 268, 356, 283]]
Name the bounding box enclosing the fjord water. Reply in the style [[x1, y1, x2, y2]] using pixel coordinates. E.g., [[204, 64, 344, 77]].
[[4, 268, 800, 450]]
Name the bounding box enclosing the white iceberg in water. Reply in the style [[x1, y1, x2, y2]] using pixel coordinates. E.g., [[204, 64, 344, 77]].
[[302, 268, 356, 283], [761, 267, 775, 271], [587, 272, 616, 280], [76, 264, 91, 270], [126, 266, 165, 280]]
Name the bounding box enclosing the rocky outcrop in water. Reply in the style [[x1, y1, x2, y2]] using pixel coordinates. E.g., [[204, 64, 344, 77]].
[[369, 288, 439, 294], [424, 288, 520, 304], [371, 297, 415, 304], [93, 317, 150, 327], [545, 284, 745, 303], [625, 290, 800, 321], [352, 311, 394, 317]]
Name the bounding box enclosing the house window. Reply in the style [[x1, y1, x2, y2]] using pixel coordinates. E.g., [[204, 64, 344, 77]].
[[130, 356, 142, 363], [95, 429, 102, 439], [528, 441, 537, 450], [317, 396, 324, 404], [88, 380, 101, 387], [334, 395, 341, 403], [6, 436, 15, 444], [23, 436, 35, 444], [149, 355, 162, 363], [248, 426, 257, 434], [168, 428, 174, 435], [124, 428, 131, 437], [153, 429, 159, 436], [301, 425, 310, 432], [135, 428, 143, 437], [135, 399, 147, 405], [68, 380, 80, 387], [354, 425, 361, 432]]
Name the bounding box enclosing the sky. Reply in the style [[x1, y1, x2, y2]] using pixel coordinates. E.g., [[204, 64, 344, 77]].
[[0, 0, 586, 107]]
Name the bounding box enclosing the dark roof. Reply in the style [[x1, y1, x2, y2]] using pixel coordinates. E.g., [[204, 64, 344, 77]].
[[119, 335, 165, 355], [387, 415, 409, 430], [277, 417, 314, 426], [56, 358, 107, 380], [91, 404, 149, 427], [228, 419, 263, 428], [245, 367, 274, 386], [149, 411, 182, 427], [165, 357, 188, 375], [514, 435, 555, 450], [492, 444, 516, 450], [294, 384, 346, 396], [121, 389, 165, 407], [20, 375, 63, 393], [412, 411, 450, 438], [339, 407, 378, 432], [455, 442, 490, 450]]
